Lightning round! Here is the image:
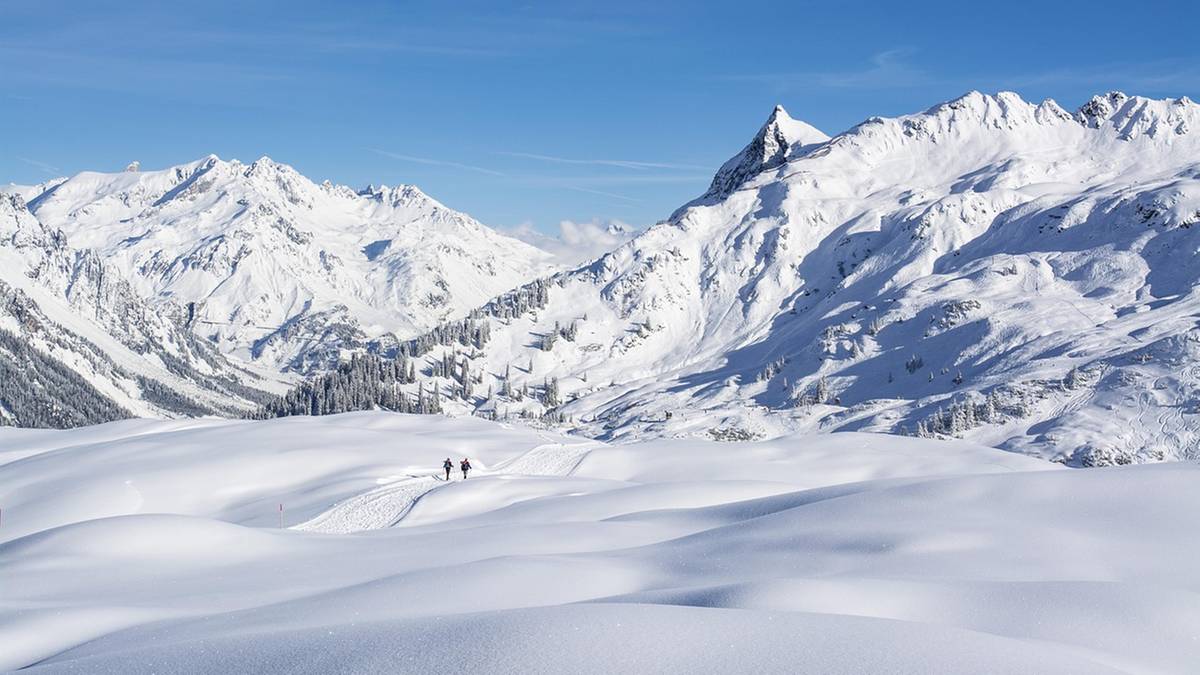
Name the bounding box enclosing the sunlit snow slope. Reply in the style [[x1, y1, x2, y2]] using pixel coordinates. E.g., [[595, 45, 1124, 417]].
[[0, 194, 278, 426], [362, 91, 1200, 465], [20, 156, 554, 372], [2, 412, 1197, 673]]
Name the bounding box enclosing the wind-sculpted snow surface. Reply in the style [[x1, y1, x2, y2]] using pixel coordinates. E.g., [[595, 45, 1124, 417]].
[[3, 412, 1199, 672], [333, 91, 1200, 465]]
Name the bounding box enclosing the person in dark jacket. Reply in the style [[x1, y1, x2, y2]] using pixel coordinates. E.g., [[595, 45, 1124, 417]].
[[460, 458, 472, 480], [443, 458, 453, 481]]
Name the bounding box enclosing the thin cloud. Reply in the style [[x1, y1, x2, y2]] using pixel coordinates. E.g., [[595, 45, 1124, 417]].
[[497, 151, 709, 171], [732, 49, 1200, 102], [563, 185, 642, 203], [160, 26, 505, 58], [728, 48, 936, 92], [993, 59, 1200, 95], [369, 148, 507, 177], [531, 174, 710, 186], [16, 157, 61, 175]]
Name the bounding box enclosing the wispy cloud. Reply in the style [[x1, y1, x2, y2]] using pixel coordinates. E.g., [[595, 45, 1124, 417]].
[[531, 174, 709, 186], [368, 148, 705, 197], [992, 59, 1200, 95], [562, 186, 642, 203], [369, 148, 507, 177], [156, 26, 506, 58], [16, 157, 61, 175], [731, 48, 1200, 105], [369, 147, 649, 216], [728, 48, 935, 93], [497, 151, 709, 171]]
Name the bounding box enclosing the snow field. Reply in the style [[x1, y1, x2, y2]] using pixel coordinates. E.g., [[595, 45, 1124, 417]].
[[3, 412, 1198, 672]]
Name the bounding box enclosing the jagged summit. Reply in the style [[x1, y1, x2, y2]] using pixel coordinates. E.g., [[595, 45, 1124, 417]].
[[703, 104, 830, 199], [1075, 90, 1198, 139], [910, 90, 1200, 140]]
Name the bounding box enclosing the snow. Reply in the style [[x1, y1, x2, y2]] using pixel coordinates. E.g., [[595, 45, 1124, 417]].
[[2, 412, 1198, 672], [370, 90, 1200, 464], [0, 194, 285, 420], [18, 156, 555, 371], [0, 413, 575, 541]]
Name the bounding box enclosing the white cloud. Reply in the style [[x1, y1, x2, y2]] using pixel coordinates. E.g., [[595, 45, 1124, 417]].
[[503, 218, 641, 267]]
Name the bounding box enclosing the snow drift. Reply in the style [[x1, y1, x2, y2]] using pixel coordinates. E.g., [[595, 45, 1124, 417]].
[[2, 412, 1197, 672]]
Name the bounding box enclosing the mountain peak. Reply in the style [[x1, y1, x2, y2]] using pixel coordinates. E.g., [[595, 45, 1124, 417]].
[[1076, 91, 1130, 127], [924, 90, 1045, 125], [703, 105, 830, 199], [1075, 91, 1198, 139]]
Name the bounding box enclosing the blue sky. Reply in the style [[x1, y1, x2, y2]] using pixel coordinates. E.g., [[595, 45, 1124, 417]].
[[3, 0, 1199, 234]]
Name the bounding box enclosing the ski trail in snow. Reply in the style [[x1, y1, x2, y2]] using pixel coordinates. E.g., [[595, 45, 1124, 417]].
[[292, 440, 599, 534], [494, 439, 599, 476], [292, 476, 440, 534]]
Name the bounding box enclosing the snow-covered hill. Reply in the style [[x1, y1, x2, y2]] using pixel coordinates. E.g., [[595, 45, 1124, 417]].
[[3, 412, 1198, 673], [20, 156, 554, 372], [0, 193, 279, 427], [312, 91, 1200, 465]]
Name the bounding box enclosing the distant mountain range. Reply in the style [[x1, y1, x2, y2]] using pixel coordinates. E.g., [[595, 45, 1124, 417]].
[[7, 90, 1200, 465], [15, 155, 554, 373]]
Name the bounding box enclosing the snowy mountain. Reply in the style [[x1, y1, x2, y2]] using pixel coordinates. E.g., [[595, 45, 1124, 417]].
[[20, 156, 554, 373], [279, 91, 1200, 465], [0, 193, 279, 427]]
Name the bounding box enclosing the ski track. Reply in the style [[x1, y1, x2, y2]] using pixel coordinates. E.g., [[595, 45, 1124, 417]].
[[293, 441, 599, 534]]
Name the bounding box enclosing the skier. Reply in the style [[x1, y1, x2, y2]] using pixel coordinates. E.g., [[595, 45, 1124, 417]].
[[442, 457, 453, 481], [460, 457, 472, 480]]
